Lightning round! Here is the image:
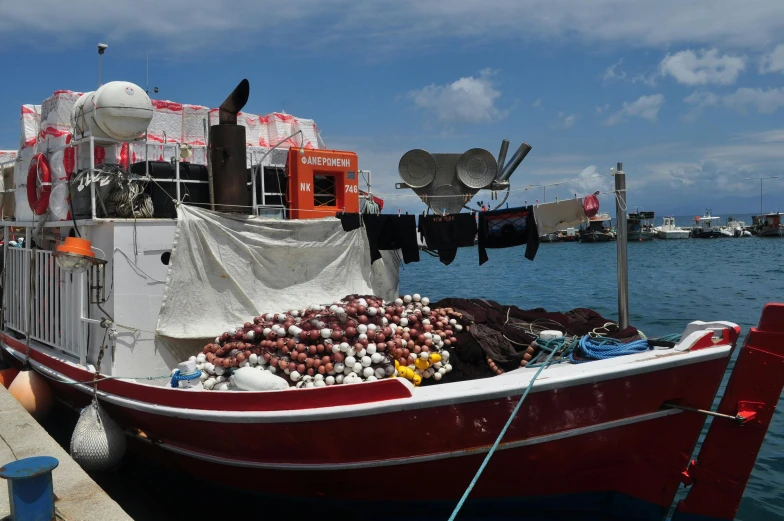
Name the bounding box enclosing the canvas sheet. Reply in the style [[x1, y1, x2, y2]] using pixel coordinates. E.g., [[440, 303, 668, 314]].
[[156, 204, 400, 343]]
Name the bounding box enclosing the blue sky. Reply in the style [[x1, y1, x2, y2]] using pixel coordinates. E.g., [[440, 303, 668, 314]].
[[3, 0, 784, 216]]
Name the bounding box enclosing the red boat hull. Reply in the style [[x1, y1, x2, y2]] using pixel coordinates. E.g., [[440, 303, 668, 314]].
[[1, 332, 735, 520]]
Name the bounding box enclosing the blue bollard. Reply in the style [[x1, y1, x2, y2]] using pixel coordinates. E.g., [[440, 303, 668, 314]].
[[0, 456, 59, 521]]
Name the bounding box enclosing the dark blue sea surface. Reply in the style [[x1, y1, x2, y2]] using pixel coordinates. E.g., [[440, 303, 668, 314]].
[[40, 228, 784, 520], [400, 233, 784, 521]]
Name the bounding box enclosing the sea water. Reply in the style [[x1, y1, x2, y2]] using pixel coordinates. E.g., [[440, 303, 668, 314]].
[[41, 227, 784, 520]]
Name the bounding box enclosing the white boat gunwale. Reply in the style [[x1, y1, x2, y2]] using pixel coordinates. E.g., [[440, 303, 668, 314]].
[[2, 327, 734, 424]]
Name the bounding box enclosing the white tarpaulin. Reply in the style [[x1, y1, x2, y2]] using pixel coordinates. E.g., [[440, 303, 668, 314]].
[[156, 204, 400, 342]]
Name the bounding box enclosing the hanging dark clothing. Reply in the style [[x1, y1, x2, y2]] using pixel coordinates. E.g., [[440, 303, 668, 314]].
[[418, 213, 477, 265], [477, 206, 539, 265], [339, 213, 361, 232], [362, 214, 419, 264]]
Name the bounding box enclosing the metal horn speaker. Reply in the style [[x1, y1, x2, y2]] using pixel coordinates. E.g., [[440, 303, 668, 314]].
[[456, 148, 498, 189]]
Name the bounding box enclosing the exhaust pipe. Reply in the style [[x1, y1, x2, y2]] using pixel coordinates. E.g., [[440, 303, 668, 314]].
[[497, 142, 532, 182], [218, 79, 250, 125], [496, 139, 510, 177]]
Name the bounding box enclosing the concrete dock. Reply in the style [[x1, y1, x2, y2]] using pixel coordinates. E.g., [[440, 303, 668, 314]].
[[0, 382, 133, 520]]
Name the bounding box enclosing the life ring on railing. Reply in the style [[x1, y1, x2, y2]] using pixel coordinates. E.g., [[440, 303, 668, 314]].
[[27, 153, 52, 215]]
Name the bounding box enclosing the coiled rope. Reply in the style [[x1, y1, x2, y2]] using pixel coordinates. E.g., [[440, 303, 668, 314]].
[[569, 335, 650, 364], [170, 369, 202, 388]]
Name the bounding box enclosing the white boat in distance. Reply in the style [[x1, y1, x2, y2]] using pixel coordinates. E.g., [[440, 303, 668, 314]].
[[655, 216, 689, 239]]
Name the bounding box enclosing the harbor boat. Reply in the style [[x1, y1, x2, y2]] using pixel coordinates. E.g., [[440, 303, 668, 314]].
[[1, 79, 783, 521], [752, 212, 784, 237], [725, 217, 752, 238], [627, 210, 655, 241], [691, 210, 728, 238], [540, 227, 578, 243], [579, 212, 616, 242], [558, 227, 579, 242], [655, 216, 690, 239]]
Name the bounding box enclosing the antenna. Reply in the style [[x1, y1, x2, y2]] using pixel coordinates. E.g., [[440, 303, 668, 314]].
[[97, 43, 108, 87], [145, 53, 159, 94]]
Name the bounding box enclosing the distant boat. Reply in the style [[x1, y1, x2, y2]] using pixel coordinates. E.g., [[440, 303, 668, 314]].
[[691, 210, 727, 238], [725, 216, 752, 238], [655, 216, 689, 239], [539, 232, 559, 242], [579, 212, 615, 242], [752, 212, 784, 237], [627, 211, 655, 241]]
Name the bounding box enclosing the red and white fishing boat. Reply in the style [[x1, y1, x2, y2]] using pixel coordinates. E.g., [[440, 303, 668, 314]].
[[1, 78, 783, 521]]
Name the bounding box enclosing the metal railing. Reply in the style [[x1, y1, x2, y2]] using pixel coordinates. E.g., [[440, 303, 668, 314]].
[[4, 248, 88, 363]]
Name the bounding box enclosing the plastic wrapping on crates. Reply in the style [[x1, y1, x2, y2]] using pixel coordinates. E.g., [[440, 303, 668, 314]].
[[293, 118, 323, 149], [148, 100, 183, 143], [182, 104, 209, 145], [40, 90, 82, 137], [0, 151, 17, 165], [20, 105, 41, 149], [265, 113, 298, 148]]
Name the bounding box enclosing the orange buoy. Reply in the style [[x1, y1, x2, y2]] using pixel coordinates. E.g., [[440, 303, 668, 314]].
[[0, 363, 19, 389], [8, 368, 53, 421]]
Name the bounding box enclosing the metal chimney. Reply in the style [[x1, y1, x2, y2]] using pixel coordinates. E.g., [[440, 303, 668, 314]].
[[210, 79, 251, 212]]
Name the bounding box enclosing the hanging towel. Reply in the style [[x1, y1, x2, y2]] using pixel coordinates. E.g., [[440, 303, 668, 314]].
[[534, 198, 587, 234], [339, 213, 361, 232], [363, 214, 420, 264], [419, 213, 477, 265], [477, 206, 539, 265]]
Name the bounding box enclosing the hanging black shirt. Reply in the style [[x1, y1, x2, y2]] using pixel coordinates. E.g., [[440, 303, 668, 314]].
[[477, 206, 539, 265], [339, 213, 362, 232], [362, 214, 419, 264], [418, 213, 477, 265]]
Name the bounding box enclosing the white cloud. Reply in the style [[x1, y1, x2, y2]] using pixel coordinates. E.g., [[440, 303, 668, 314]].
[[595, 104, 610, 115], [760, 44, 784, 73], [532, 98, 543, 108], [684, 90, 719, 107], [569, 165, 614, 195], [659, 49, 746, 85], [603, 59, 626, 81], [408, 68, 508, 123], [604, 94, 664, 125], [723, 87, 784, 113], [553, 112, 578, 129], [4, 1, 784, 52]]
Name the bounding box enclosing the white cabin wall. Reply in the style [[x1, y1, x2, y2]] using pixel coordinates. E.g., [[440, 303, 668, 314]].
[[111, 221, 177, 380], [82, 222, 115, 370]]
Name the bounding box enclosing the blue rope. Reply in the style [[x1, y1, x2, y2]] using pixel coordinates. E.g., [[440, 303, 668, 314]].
[[447, 336, 562, 521], [569, 335, 650, 364], [170, 369, 202, 388], [656, 333, 682, 343]]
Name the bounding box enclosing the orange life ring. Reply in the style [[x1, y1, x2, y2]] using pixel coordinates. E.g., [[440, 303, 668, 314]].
[[27, 153, 52, 215]]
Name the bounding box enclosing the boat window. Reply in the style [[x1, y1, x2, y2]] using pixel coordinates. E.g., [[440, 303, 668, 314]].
[[313, 174, 337, 207]]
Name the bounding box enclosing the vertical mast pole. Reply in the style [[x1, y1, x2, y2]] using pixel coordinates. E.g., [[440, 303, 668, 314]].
[[615, 162, 629, 329]]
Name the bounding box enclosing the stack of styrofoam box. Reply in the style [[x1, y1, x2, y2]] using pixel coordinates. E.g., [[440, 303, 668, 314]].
[[131, 99, 183, 165], [20, 105, 41, 149], [265, 113, 298, 148], [182, 104, 209, 165], [0, 151, 17, 220], [292, 118, 324, 150]]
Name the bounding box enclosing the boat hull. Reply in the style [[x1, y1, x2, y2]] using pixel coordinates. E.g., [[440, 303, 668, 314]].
[[1, 332, 737, 520], [628, 231, 655, 241], [758, 226, 784, 237], [579, 231, 615, 242], [691, 231, 725, 239], [656, 230, 689, 239]]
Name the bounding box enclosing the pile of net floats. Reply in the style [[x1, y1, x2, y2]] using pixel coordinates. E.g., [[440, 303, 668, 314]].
[[192, 294, 460, 391]]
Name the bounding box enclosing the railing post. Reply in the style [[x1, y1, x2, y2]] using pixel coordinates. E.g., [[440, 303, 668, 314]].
[[615, 162, 629, 329]]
